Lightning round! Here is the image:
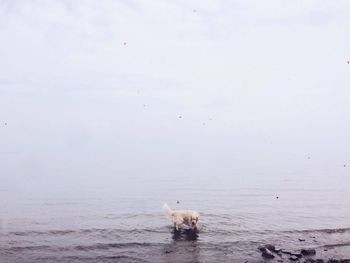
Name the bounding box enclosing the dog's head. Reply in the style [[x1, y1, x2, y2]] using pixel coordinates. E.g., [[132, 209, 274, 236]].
[[190, 213, 199, 228]]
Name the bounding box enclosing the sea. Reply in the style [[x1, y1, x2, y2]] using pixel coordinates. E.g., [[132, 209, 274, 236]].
[[1, 162, 350, 263]]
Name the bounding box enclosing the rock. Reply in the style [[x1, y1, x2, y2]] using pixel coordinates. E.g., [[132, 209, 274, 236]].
[[259, 245, 276, 259], [328, 260, 339, 263], [290, 255, 299, 261], [304, 260, 324, 263], [262, 248, 275, 259], [281, 249, 293, 255], [301, 249, 316, 256], [299, 238, 306, 242], [340, 260, 350, 263], [258, 244, 276, 252], [281, 249, 302, 258]]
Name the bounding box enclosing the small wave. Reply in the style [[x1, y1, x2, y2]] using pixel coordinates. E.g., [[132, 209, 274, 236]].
[[7, 226, 168, 238], [103, 213, 159, 219], [9, 230, 76, 236], [42, 202, 81, 206], [323, 242, 350, 248], [282, 227, 350, 234], [3, 245, 51, 252], [59, 255, 148, 263], [74, 242, 155, 251]]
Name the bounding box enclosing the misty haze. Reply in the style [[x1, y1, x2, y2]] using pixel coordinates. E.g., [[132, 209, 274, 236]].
[[1, 1, 350, 262]]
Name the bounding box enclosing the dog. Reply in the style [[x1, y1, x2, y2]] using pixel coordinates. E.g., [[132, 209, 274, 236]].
[[162, 203, 199, 231]]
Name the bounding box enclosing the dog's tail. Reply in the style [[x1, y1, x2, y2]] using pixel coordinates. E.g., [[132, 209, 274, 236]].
[[162, 203, 173, 220]]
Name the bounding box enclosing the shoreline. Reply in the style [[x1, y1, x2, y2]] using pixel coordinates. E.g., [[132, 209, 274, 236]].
[[256, 244, 350, 263]]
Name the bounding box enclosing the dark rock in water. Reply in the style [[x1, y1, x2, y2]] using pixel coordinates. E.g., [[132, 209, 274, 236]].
[[340, 260, 350, 263], [258, 244, 276, 252], [301, 249, 316, 256], [304, 259, 324, 263], [258, 245, 265, 252], [290, 255, 299, 261], [299, 238, 306, 242], [259, 245, 276, 259], [281, 249, 293, 255], [328, 260, 339, 263], [281, 249, 301, 257], [176, 200, 180, 204], [261, 248, 275, 259], [165, 250, 172, 254]]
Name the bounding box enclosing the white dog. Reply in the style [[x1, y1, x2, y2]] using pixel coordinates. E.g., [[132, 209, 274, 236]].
[[162, 203, 199, 231]]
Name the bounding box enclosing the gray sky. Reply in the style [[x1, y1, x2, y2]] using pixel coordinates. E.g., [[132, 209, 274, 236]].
[[0, 0, 350, 196]]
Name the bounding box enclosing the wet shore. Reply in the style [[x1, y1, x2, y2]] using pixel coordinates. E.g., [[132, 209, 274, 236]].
[[256, 243, 350, 263]]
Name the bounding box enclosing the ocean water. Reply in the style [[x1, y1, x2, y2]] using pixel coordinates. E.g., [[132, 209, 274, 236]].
[[1, 165, 350, 263]]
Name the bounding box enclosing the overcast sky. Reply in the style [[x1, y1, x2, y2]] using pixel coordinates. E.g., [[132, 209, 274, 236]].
[[0, 0, 350, 196]]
